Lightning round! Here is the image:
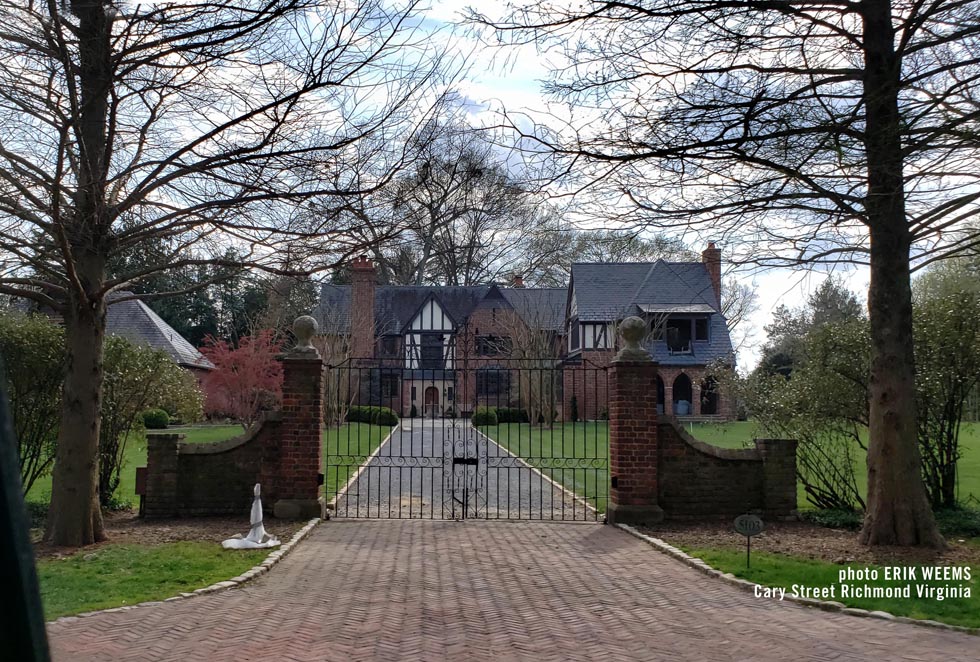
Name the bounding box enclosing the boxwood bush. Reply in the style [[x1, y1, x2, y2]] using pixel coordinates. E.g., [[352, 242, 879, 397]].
[[471, 407, 498, 426], [142, 408, 170, 430], [346, 405, 399, 426], [495, 407, 529, 423]]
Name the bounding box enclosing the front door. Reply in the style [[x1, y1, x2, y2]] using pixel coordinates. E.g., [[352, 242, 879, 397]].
[[424, 386, 439, 418]]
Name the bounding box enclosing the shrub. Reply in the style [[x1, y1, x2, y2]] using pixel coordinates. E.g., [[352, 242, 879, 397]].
[[496, 408, 529, 423], [800, 508, 863, 531], [472, 407, 498, 426], [0, 314, 65, 496], [410, 404, 418, 418], [372, 407, 399, 426], [142, 408, 170, 429], [100, 337, 206, 508], [200, 330, 283, 428], [570, 395, 579, 423], [346, 405, 398, 426], [934, 506, 980, 538]]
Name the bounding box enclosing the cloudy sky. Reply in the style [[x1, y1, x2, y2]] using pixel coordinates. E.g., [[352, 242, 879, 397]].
[[415, 2, 871, 370]]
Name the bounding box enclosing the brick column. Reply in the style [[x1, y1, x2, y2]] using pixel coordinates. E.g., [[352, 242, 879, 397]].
[[273, 316, 325, 519], [145, 432, 182, 518], [606, 316, 664, 525]]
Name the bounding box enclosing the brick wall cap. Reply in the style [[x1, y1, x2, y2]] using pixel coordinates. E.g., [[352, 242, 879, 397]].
[[146, 432, 185, 442], [178, 414, 280, 456], [663, 418, 762, 461]]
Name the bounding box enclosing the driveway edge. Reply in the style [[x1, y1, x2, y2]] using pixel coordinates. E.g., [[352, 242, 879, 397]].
[[615, 523, 978, 636], [48, 517, 321, 625]]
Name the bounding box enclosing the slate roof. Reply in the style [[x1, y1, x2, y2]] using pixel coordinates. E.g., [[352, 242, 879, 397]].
[[569, 260, 734, 366], [570, 261, 720, 321], [105, 294, 215, 370], [500, 288, 567, 331], [12, 292, 214, 370], [313, 284, 566, 334]]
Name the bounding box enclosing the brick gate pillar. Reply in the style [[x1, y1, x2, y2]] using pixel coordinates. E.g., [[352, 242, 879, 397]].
[[607, 316, 664, 525], [274, 316, 324, 519]]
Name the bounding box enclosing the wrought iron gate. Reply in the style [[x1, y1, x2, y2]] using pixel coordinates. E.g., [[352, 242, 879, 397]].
[[323, 358, 608, 521]]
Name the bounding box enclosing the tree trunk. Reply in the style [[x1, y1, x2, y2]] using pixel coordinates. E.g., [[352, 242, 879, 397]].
[[859, 0, 943, 547], [45, 296, 108, 546]]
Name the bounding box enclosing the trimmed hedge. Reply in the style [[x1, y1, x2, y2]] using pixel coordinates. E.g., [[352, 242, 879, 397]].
[[346, 405, 399, 426], [472, 407, 498, 426], [495, 407, 529, 423], [142, 408, 170, 430]]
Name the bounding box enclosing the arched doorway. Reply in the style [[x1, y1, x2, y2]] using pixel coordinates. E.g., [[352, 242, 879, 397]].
[[424, 386, 440, 418], [656, 376, 665, 415], [701, 377, 719, 415], [672, 374, 692, 416]]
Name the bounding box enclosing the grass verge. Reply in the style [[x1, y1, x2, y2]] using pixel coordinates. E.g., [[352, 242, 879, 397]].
[[681, 546, 979, 629], [38, 542, 268, 620]]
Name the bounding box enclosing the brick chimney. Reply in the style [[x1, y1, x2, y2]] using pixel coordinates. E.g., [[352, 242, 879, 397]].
[[701, 242, 722, 309], [350, 256, 376, 359], [511, 273, 525, 288]]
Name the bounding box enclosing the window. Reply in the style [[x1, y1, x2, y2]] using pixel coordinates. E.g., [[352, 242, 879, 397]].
[[380, 336, 399, 357], [381, 374, 399, 397], [447, 387, 454, 402], [420, 334, 444, 369], [695, 318, 709, 341], [476, 368, 510, 396], [569, 318, 580, 351], [665, 319, 692, 353], [411, 386, 417, 401]]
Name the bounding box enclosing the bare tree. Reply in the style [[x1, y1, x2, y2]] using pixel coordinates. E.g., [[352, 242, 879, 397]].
[[0, 0, 456, 546], [344, 119, 554, 286], [472, 0, 980, 546], [497, 301, 565, 426]]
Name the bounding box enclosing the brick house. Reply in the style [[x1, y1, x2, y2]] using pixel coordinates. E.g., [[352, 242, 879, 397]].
[[563, 243, 735, 420], [312, 244, 735, 421]]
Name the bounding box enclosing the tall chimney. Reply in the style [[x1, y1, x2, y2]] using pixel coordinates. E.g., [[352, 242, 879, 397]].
[[350, 256, 376, 359], [701, 242, 722, 309]]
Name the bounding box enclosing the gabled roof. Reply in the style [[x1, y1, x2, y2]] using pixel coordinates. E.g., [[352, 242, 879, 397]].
[[105, 294, 215, 370], [569, 260, 719, 321], [501, 288, 567, 331], [313, 284, 567, 333], [12, 292, 214, 370]]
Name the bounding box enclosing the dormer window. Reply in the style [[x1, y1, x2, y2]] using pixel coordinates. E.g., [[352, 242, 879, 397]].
[[665, 318, 692, 353], [695, 318, 709, 341]]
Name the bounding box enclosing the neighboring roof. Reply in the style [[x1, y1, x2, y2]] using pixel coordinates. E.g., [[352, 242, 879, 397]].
[[501, 288, 567, 331], [570, 260, 720, 322], [313, 284, 566, 333], [105, 294, 215, 370], [12, 292, 214, 370]]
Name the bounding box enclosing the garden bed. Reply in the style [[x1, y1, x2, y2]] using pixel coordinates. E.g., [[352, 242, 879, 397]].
[[34, 509, 307, 559], [639, 519, 979, 566]]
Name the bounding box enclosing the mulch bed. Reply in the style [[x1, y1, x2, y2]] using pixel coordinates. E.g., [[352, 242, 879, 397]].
[[34, 509, 307, 560], [638, 520, 980, 566]]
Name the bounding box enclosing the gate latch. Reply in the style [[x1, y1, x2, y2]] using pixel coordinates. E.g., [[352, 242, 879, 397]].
[[453, 457, 478, 466]]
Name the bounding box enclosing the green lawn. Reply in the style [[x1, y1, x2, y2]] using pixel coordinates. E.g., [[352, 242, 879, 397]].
[[37, 542, 268, 620], [480, 422, 610, 513], [681, 547, 980, 629], [481, 420, 980, 511], [26, 422, 391, 511]]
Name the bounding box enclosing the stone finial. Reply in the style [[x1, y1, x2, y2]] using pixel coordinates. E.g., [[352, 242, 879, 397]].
[[614, 316, 652, 362], [291, 315, 319, 355]]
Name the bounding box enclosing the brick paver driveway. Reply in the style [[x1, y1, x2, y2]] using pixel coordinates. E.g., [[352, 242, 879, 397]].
[[48, 521, 977, 661]]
